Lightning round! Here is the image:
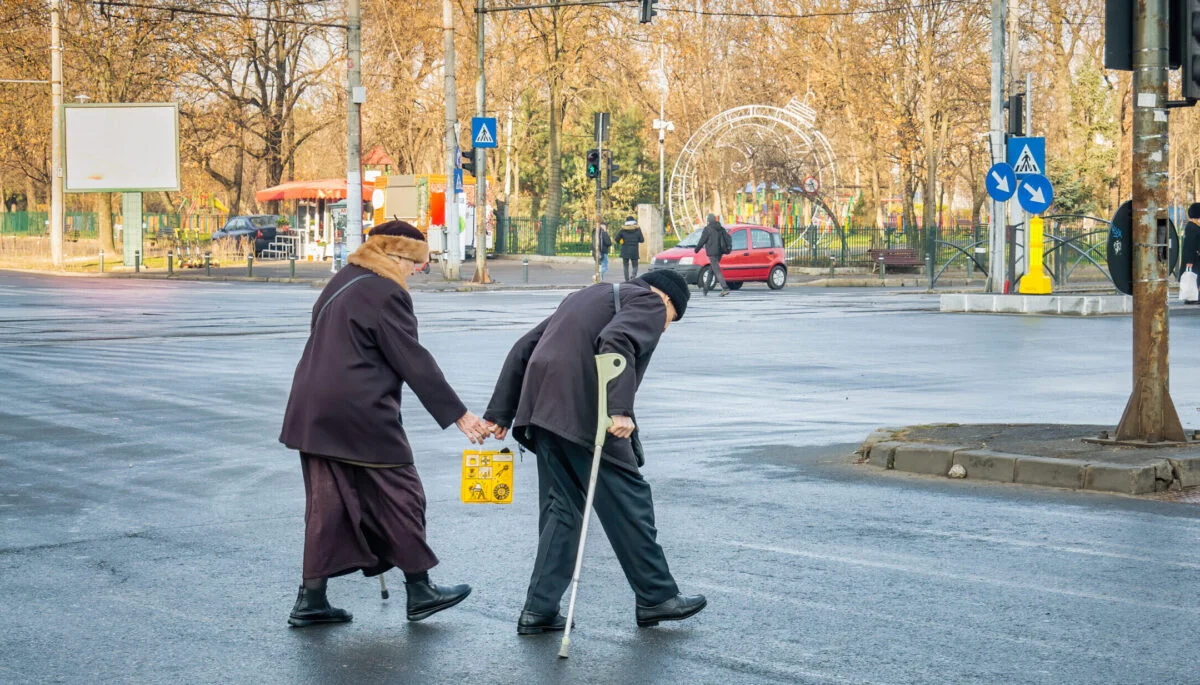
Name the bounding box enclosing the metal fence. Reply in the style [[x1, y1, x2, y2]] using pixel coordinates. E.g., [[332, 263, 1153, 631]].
[[775, 224, 987, 269], [0, 212, 229, 242]]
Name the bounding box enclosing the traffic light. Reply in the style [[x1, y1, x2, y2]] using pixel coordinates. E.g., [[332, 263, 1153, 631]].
[[605, 152, 621, 189], [639, 0, 658, 23], [1007, 92, 1025, 136], [1182, 0, 1200, 99], [461, 148, 476, 176], [586, 149, 600, 179]]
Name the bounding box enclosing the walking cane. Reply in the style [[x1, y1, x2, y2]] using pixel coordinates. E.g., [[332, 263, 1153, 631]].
[[558, 352, 627, 659]]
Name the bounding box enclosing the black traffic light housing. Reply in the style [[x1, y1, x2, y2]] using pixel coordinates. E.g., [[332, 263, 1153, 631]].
[[1007, 92, 1025, 136], [586, 149, 600, 179], [605, 151, 621, 189], [1181, 0, 1200, 99], [461, 149, 476, 176], [639, 0, 658, 23]]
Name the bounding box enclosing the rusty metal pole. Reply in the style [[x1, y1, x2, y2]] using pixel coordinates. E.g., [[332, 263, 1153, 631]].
[[1115, 0, 1185, 443]]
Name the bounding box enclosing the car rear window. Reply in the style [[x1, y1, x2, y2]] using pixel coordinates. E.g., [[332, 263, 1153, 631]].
[[751, 229, 773, 249]]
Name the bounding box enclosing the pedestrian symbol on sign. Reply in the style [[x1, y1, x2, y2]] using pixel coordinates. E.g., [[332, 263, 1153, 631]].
[[1012, 145, 1040, 175]]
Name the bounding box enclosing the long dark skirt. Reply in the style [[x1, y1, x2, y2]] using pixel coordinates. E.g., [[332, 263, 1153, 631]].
[[300, 453, 439, 580]]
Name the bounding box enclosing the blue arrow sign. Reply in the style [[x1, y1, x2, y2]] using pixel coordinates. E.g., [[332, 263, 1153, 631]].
[[1017, 173, 1053, 215], [471, 117, 498, 149], [986, 162, 1017, 202], [1007, 136, 1045, 178]]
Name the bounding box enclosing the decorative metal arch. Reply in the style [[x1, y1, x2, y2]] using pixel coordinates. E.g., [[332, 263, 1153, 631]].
[[668, 98, 838, 233]]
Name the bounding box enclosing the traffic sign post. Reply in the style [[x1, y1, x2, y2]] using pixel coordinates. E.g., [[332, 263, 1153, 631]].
[[1017, 216, 1053, 294], [985, 162, 1016, 202]]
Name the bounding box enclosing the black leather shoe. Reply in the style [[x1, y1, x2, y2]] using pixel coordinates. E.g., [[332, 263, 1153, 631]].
[[517, 610, 568, 635], [635, 594, 707, 627], [288, 585, 353, 627], [406, 579, 471, 621]]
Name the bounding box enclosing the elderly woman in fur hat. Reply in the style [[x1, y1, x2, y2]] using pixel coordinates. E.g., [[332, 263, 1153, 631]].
[[279, 219, 490, 627]]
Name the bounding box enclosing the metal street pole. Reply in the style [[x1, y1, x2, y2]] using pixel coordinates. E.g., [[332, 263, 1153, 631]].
[[50, 0, 63, 268], [985, 0, 1006, 292], [1115, 0, 1184, 442], [594, 116, 604, 284], [473, 0, 490, 283], [443, 0, 461, 279], [344, 0, 364, 258]]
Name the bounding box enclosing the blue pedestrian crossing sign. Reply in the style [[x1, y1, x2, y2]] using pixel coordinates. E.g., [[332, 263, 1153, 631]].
[[1007, 136, 1045, 178], [471, 117, 498, 149], [1017, 173, 1054, 215], [453, 168, 464, 195], [985, 162, 1017, 202]]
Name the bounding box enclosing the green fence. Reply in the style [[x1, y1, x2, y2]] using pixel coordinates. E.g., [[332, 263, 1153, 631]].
[[0, 212, 229, 242], [775, 224, 986, 268]]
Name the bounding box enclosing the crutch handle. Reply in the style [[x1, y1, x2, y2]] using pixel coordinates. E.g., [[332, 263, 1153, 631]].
[[593, 353, 626, 448]]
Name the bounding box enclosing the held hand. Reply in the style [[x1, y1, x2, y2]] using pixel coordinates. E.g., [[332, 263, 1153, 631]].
[[456, 412, 489, 445], [484, 421, 509, 441], [607, 415, 636, 440]]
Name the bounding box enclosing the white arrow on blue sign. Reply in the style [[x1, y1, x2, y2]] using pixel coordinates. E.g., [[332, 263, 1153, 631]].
[[1017, 173, 1054, 215], [985, 162, 1017, 202], [471, 117, 498, 149]]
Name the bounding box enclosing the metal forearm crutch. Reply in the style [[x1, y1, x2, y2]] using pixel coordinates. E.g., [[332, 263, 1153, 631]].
[[558, 353, 627, 659]]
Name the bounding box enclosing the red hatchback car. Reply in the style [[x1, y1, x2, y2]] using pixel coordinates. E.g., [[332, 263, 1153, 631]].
[[649, 223, 789, 290]]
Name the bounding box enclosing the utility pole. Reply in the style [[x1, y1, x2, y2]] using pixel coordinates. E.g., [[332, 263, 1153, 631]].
[[50, 0, 63, 268], [594, 114, 605, 284], [985, 0, 1005, 292], [473, 0, 490, 283], [443, 0, 461, 280], [345, 0, 364, 258], [653, 41, 674, 211], [1115, 0, 1184, 442]]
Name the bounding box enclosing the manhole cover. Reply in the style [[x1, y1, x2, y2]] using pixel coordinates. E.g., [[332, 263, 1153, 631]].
[[1145, 488, 1200, 504]]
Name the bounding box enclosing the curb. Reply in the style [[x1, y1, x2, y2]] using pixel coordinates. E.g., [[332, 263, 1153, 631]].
[[862, 432, 1188, 495]]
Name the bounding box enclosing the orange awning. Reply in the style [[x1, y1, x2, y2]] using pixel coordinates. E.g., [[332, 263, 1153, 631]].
[[254, 178, 372, 203]]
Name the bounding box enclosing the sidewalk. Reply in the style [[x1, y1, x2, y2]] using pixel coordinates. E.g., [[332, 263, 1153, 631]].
[[861, 423, 1200, 495]]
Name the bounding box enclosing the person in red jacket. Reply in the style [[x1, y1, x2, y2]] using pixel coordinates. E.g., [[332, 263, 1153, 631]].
[[279, 220, 490, 628]]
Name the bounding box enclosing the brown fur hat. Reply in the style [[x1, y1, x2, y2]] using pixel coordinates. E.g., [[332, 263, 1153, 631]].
[[348, 220, 429, 289]]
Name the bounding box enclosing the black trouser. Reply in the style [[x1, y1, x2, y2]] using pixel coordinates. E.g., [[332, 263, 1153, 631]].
[[623, 257, 639, 281], [705, 251, 729, 292], [524, 429, 679, 615]]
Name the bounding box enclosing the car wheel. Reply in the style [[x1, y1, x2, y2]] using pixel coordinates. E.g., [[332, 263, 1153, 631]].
[[767, 265, 787, 290], [727, 281, 743, 291], [698, 266, 714, 291]]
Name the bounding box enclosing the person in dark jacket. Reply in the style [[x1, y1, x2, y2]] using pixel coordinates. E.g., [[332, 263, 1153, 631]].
[[1180, 203, 1200, 276], [279, 219, 490, 628], [482, 270, 706, 635], [593, 222, 613, 281], [695, 213, 730, 296], [615, 216, 645, 281]]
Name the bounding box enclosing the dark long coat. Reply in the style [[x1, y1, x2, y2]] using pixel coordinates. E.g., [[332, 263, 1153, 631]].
[[483, 281, 667, 472], [695, 219, 725, 258], [1181, 222, 1200, 276], [280, 257, 467, 466], [615, 227, 645, 260]]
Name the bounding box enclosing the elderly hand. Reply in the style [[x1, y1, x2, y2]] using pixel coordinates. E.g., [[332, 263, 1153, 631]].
[[607, 415, 635, 439], [484, 421, 509, 441], [455, 412, 489, 445]]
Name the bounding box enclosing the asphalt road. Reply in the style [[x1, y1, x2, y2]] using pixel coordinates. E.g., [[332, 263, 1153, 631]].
[[2, 272, 1200, 684]]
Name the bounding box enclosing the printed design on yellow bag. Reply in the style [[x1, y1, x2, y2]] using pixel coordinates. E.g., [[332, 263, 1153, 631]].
[[461, 449, 515, 504]]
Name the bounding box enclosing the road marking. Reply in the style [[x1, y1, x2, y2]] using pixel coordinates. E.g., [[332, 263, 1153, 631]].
[[724, 540, 1200, 615]]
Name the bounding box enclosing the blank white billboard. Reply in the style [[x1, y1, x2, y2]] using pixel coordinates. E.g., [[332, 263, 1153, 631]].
[[64, 104, 180, 192]]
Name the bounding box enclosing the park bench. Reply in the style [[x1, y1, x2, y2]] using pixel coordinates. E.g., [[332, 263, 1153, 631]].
[[868, 248, 924, 273]]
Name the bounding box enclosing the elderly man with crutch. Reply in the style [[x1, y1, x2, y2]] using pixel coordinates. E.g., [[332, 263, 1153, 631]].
[[482, 270, 706, 645]]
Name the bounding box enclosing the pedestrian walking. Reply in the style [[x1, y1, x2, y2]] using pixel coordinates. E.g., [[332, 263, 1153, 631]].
[[482, 270, 707, 635], [594, 222, 613, 281], [615, 216, 645, 281], [695, 213, 732, 296], [279, 219, 490, 628], [1179, 204, 1200, 303]]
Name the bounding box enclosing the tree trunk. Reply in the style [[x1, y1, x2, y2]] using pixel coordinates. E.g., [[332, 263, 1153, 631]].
[[96, 192, 115, 251]]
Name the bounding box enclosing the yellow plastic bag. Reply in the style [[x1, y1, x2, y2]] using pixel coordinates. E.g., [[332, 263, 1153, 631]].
[[461, 448, 514, 504]]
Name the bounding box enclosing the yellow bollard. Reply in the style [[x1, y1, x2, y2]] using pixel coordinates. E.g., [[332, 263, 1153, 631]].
[[1018, 215, 1053, 294]]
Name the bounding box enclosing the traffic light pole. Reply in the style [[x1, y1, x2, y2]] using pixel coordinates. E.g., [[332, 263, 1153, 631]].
[[594, 133, 603, 284], [1115, 0, 1185, 442], [443, 0, 461, 280], [473, 0, 491, 283]]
